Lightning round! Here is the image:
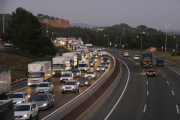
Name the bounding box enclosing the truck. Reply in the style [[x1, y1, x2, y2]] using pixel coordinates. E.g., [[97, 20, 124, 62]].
[[73, 50, 85, 61], [0, 67, 11, 100], [156, 58, 164, 66], [140, 52, 153, 67], [101, 51, 109, 58], [85, 44, 93, 49], [72, 43, 79, 50], [78, 60, 90, 72], [0, 99, 14, 120], [52, 56, 71, 76], [62, 52, 78, 69], [27, 61, 52, 86]]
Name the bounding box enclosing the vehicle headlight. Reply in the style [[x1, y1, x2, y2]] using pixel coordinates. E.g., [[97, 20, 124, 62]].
[[85, 75, 87, 77], [62, 86, 65, 89], [28, 83, 31, 85], [85, 82, 88, 84], [97, 68, 99, 70], [68, 78, 71, 80], [60, 78, 62, 80], [85, 68, 87, 70], [17, 101, 22, 104], [43, 103, 47, 106], [71, 86, 74, 89], [77, 82, 80, 84], [53, 72, 55, 75], [23, 113, 29, 117], [102, 68, 105, 70], [45, 88, 48, 91], [77, 73, 79, 75], [92, 75, 94, 77]]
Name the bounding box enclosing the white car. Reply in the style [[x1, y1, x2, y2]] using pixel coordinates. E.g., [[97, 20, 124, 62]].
[[124, 52, 129, 57], [85, 71, 96, 79], [134, 55, 140, 60], [97, 65, 105, 72], [14, 102, 39, 120], [35, 82, 53, 95], [62, 80, 79, 94], [60, 71, 73, 84], [8, 92, 30, 106]]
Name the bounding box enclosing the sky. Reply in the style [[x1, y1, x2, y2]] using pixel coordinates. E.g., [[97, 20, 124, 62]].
[[0, 0, 180, 30]]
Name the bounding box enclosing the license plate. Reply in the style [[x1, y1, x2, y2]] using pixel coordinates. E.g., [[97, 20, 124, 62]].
[[39, 91, 44, 92], [80, 84, 84, 85]]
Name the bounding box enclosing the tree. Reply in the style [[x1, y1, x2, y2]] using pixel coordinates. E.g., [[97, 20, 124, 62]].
[[5, 7, 41, 56]]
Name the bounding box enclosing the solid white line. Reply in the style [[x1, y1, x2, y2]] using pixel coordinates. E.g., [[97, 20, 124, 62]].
[[143, 104, 147, 113], [171, 90, 175, 95], [162, 74, 165, 77], [147, 90, 149, 95], [176, 105, 179, 113], [9, 86, 28, 94], [147, 81, 148, 85], [165, 65, 180, 75], [104, 58, 130, 120], [157, 69, 160, 72], [167, 81, 169, 85]]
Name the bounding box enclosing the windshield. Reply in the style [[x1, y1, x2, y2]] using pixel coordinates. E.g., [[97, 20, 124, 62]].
[[38, 84, 48, 87], [103, 58, 109, 60], [87, 46, 93, 48], [33, 95, 47, 101], [14, 105, 30, 111], [28, 72, 42, 78], [53, 64, 63, 69], [72, 69, 80, 72], [98, 66, 104, 68], [79, 64, 87, 67], [64, 82, 76, 85], [86, 72, 94, 74], [9, 94, 23, 98], [62, 74, 71, 77]]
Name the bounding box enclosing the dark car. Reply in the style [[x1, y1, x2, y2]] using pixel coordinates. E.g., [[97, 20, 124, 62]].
[[102, 57, 110, 64], [100, 62, 108, 68], [77, 77, 90, 87], [32, 93, 54, 110], [89, 59, 95, 67], [72, 69, 81, 77], [146, 69, 155, 76]]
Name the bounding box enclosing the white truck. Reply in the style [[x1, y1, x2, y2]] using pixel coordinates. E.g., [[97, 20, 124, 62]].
[[62, 52, 78, 69], [52, 56, 71, 76], [78, 60, 90, 72], [102, 51, 109, 58], [0, 67, 11, 99], [85, 44, 93, 49], [27, 61, 52, 86], [72, 43, 79, 50]]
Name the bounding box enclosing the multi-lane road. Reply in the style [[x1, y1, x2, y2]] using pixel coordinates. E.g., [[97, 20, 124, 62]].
[[93, 49, 180, 120]]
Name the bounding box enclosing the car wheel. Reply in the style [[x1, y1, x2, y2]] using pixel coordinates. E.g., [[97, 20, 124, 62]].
[[62, 91, 64, 94], [36, 112, 39, 120], [77, 88, 79, 92], [29, 115, 32, 120], [74, 90, 76, 94]]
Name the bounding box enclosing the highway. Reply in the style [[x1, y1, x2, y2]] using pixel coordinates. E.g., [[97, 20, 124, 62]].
[[92, 49, 180, 120], [10, 53, 114, 119]]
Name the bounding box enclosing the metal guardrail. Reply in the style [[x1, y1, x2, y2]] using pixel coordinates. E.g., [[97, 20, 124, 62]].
[[42, 53, 116, 120], [11, 77, 27, 85]]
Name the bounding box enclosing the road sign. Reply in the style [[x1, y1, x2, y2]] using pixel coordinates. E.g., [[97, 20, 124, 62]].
[[176, 43, 178, 46], [115, 44, 117, 47], [122, 44, 124, 48]]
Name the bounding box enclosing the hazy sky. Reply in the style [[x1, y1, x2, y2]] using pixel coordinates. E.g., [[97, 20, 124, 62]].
[[0, 0, 180, 30]]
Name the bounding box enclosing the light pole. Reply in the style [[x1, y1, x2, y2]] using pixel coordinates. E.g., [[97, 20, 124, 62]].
[[165, 23, 169, 53], [174, 36, 178, 51], [1, 3, 5, 33], [137, 36, 142, 50], [45, 19, 48, 37]]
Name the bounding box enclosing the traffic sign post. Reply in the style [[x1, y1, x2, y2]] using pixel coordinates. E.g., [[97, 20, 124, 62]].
[[109, 42, 112, 47], [122, 44, 124, 49]]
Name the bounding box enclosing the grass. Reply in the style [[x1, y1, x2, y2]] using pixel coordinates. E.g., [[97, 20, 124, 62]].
[[0, 47, 69, 82]]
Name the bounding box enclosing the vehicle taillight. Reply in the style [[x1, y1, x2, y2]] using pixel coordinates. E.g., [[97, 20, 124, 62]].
[[147, 72, 149, 74], [153, 72, 155, 74]]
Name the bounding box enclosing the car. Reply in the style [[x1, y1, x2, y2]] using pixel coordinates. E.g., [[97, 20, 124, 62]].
[[8, 92, 30, 106], [100, 62, 108, 68], [85, 71, 96, 79], [62, 80, 79, 94], [60, 71, 73, 84], [32, 93, 54, 110], [14, 102, 39, 120], [96, 65, 105, 72], [89, 59, 95, 67], [146, 69, 155, 76], [72, 69, 81, 78], [102, 57, 110, 63], [134, 55, 139, 60], [124, 52, 129, 57], [35, 82, 53, 95], [77, 77, 90, 87]]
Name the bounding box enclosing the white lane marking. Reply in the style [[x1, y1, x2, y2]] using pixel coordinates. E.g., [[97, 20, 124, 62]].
[[171, 90, 175, 95], [143, 70, 145, 72], [162, 74, 165, 77], [147, 90, 149, 95], [42, 56, 112, 120], [136, 63, 138, 65], [165, 65, 180, 75], [167, 81, 169, 85], [147, 81, 148, 85], [143, 104, 147, 113], [176, 105, 179, 113], [157, 69, 160, 72], [8, 86, 28, 94], [104, 58, 130, 120]]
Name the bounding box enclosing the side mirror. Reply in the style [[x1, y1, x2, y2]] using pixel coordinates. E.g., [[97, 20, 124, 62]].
[[31, 109, 34, 111]]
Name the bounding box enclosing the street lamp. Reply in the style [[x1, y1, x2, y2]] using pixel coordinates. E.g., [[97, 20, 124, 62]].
[[137, 36, 142, 50], [104, 35, 109, 48], [165, 23, 169, 53], [1, 3, 5, 33], [45, 19, 48, 37], [174, 36, 178, 51]]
